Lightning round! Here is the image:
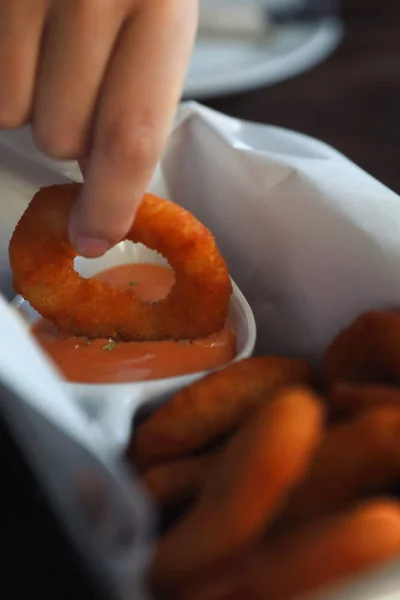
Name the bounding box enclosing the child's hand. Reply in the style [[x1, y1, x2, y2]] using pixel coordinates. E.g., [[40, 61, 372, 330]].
[[0, 0, 197, 257]]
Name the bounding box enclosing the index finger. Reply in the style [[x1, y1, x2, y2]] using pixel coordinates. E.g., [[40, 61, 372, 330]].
[[69, 0, 198, 257]]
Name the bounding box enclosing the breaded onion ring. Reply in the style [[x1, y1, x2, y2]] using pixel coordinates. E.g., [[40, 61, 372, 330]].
[[329, 382, 400, 418], [9, 184, 232, 340], [279, 405, 400, 526], [133, 356, 314, 466], [140, 453, 217, 507], [151, 387, 324, 588], [178, 500, 400, 600], [323, 311, 400, 387]]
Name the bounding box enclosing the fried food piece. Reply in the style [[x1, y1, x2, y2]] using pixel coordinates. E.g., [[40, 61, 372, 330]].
[[9, 184, 232, 340], [141, 454, 217, 506], [281, 405, 400, 526], [151, 388, 324, 588], [323, 311, 400, 387], [329, 382, 400, 418], [133, 356, 314, 466], [178, 500, 400, 600]]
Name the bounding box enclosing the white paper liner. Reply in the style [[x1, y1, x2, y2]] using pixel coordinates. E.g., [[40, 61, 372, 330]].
[[0, 293, 153, 600], [163, 103, 400, 368], [1, 101, 400, 599]]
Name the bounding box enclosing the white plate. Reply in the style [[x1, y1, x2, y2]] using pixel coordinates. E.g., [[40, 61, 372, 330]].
[[11, 241, 256, 455], [184, 19, 343, 99]]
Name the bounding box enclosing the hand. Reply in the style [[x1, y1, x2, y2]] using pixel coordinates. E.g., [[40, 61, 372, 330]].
[[0, 0, 197, 257]]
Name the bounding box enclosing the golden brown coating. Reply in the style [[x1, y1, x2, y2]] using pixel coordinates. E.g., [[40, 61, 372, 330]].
[[178, 500, 400, 600], [141, 454, 217, 506], [281, 405, 400, 526], [323, 311, 400, 387], [329, 382, 400, 418], [150, 387, 324, 589], [133, 356, 314, 466], [9, 184, 232, 340]]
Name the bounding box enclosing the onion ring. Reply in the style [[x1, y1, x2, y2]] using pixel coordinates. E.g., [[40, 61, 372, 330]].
[[279, 404, 400, 527], [9, 184, 232, 340], [323, 311, 400, 387], [150, 387, 324, 588], [133, 356, 314, 466], [177, 501, 400, 600]]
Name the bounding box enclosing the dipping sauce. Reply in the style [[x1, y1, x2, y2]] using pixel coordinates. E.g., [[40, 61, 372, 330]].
[[31, 263, 237, 384]]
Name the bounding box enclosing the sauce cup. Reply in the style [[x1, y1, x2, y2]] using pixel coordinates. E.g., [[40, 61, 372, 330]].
[[11, 241, 256, 455]]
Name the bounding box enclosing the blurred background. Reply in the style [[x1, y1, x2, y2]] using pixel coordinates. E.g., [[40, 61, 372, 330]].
[[185, 0, 399, 193]]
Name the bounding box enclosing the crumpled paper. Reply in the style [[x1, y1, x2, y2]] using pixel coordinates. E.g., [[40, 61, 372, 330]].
[[0, 295, 153, 600], [1, 101, 400, 599], [162, 102, 400, 365]]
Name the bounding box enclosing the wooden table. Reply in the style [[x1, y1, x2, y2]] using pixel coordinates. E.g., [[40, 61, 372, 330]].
[[203, 0, 400, 193]]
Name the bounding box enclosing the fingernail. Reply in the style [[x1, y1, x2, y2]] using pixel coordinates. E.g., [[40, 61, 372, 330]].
[[74, 236, 111, 258]]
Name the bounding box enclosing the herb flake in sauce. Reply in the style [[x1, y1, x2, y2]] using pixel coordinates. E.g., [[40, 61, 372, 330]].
[[102, 340, 117, 351]]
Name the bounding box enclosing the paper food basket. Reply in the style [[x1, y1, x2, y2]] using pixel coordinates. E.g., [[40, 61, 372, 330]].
[[1, 102, 400, 599]]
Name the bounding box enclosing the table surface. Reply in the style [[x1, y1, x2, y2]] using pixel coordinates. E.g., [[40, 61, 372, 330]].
[[203, 1, 400, 194]]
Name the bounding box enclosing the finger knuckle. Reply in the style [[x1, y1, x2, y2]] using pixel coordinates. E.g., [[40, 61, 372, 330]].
[[100, 119, 161, 171]]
